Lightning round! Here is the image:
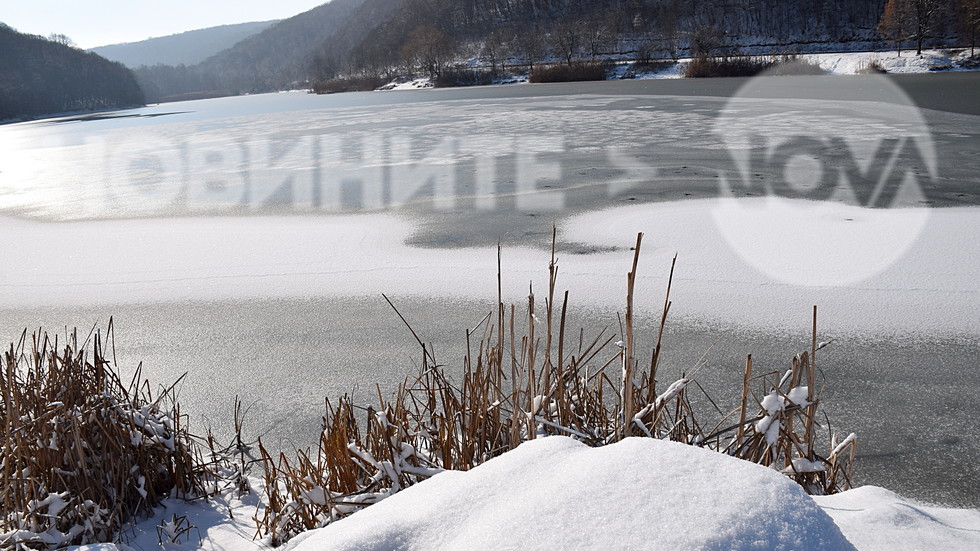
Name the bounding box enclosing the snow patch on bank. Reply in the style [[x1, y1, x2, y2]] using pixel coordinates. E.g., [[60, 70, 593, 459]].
[[813, 486, 980, 551], [66, 438, 980, 551], [807, 48, 977, 74], [446, 48, 980, 84], [286, 436, 855, 551]]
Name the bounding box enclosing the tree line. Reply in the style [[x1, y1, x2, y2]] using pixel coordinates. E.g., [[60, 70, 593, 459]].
[[0, 24, 144, 121], [32, 0, 978, 108], [878, 0, 980, 55], [321, 0, 977, 83]]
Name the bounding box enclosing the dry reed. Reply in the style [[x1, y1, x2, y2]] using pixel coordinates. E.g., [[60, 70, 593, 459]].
[[0, 232, 857, 548], [254, 232, 857, 546], [0, 321, 208, 549], [684, 54, 825, 77]]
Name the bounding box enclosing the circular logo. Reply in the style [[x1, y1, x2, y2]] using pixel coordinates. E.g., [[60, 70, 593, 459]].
[[711, 63, 936, 287]]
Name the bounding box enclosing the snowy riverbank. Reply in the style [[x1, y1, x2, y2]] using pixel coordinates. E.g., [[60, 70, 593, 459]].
[[380, 48, 980, 90], [70, 437, 980, 550]]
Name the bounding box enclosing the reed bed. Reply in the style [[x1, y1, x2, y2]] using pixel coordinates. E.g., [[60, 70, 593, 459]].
[[857, 59, 888, 74], [254, 232, 857, 546], [0, 232, 857, 547], [0, 322, 209, 550], [529, 61, 611, 83], [684, 54, 825, 77]]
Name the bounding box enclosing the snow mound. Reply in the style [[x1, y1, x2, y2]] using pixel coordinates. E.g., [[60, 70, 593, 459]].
[[814, 486, 980, 551], [287, 436, 855, 551]]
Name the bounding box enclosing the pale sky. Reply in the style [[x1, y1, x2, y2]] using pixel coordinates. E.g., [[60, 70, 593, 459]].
[[2, 1, 330, 49]]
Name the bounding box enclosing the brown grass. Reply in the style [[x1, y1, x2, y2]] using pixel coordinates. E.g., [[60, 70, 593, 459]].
[[434, 67, 496, 88], [253, 232, 857, 546], [685, 54, 825, 78], [0, 321, 209, 549], [856, 59, 888, 74], [0, 232, 857, 548], [311, 75, 387, 94], [530, 62, 611, 83]]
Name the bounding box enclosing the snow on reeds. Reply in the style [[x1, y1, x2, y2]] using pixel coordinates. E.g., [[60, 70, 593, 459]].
[[0, 232, 858, 548], [0, 323, 209, 549], [253, 231, 857, 546]]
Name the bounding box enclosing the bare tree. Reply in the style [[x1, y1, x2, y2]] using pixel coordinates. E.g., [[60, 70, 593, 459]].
[[551, 19, 585, 65], [515, 26, 548, 71], [584, 17, 617, 59], [879, 0, 913, 54], [481, 28, 512, 75], [880, 0, 952, 55], [655, 0, 682, 60], [634, 35, 657, 64], [958, 0, 980, 55], [690, 25, 723, 58], [401, 25, 455, 78], [909, 0, 951, 54], [47, 33, 75, 48]]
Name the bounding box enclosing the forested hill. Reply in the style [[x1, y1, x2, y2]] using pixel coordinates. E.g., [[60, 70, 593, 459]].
[[91, 21, 277, 68], [136, 0, 971, 101], [135, 0, 379, 101], [0, 24, 144, 121]]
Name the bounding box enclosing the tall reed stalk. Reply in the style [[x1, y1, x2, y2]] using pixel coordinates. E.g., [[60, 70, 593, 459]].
[[254, 232, 857, 545]]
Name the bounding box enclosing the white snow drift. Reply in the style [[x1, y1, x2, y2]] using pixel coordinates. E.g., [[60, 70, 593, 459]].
[[286, 436, 855, 551], [66, 435, 980, 551]]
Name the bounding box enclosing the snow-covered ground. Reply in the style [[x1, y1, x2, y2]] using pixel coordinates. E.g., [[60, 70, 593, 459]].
[[390, 48, 979, 88], [629, 48, 980, 79], [797, 48, 978, 75], [69, 436, 980, 551]]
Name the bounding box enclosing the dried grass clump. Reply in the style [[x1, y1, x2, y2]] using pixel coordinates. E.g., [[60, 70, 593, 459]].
[[530, 61, 611, 83], [685, 54, 824, 78], [684, 55, 772, 78], [434, 66, 496, 88], [255, 232, 857, 546], [856, 59, 888, 74], [0, 322, 207, 550], [765, 54, 826, 76], [311, 75, 387, 94]]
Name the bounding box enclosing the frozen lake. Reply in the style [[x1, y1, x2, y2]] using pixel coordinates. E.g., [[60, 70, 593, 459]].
[[1, 75, 978, 506]]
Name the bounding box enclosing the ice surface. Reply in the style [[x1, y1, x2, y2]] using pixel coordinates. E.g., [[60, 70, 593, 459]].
[[286, 436, 855, 551], [1, 198, 976, 337]]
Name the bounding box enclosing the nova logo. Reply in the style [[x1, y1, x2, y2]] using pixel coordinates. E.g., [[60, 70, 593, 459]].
[[711, 69, 936, 287], [728, 134, 931, 208]]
